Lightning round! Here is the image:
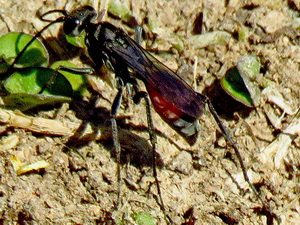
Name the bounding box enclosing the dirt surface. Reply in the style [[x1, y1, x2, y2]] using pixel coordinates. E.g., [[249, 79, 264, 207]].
[[0, 0, 299, 224]]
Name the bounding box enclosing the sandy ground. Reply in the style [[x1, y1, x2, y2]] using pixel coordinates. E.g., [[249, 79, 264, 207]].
[[0, 0, 299, 224]]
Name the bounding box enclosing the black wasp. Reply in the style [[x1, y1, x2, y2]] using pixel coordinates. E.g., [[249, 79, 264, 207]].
[[60, 6, 207, 145], [12, 5, 278, 224]]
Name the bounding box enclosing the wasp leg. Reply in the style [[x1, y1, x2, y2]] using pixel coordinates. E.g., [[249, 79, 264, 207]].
[[110, 82, 125, 208], [133, 91, 174, 224], [205, 97, 280, 224]]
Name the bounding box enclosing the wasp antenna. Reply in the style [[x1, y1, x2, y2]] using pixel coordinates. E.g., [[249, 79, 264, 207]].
[[5, 13, 66, 76], [39, 9, 68, 22]]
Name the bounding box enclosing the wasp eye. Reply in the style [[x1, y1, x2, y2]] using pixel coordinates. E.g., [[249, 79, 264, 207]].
[[63, 18, 83, 36]]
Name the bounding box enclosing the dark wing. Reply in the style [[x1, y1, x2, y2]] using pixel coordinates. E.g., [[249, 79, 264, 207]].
[[105, 32, 206, 119]]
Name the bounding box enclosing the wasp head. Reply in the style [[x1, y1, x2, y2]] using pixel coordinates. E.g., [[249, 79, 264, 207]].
[[63, 6, 97, 37]]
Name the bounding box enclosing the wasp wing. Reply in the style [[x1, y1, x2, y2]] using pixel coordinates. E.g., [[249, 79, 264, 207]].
[[105, 31, 206, 120]]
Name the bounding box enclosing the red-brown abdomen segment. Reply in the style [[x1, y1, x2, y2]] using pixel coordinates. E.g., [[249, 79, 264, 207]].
[[146, 84, 203, 145]]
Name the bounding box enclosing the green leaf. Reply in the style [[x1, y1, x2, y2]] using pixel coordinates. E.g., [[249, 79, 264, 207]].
[[2, 93, 71, 111], [0, 32, 48, 69], [65, 32, 86, 48], [220, 56, 262, 107], [131, 212, 157, 225], [51, 61, 90, 97], [108, 0, 137, 26], [220, 67, 254, 107], [4, 67, 73, 97], [190, 31, 232, 49]]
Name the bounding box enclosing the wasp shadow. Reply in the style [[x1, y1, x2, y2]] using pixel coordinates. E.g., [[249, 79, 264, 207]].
[[64, 98, 164, 169]]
